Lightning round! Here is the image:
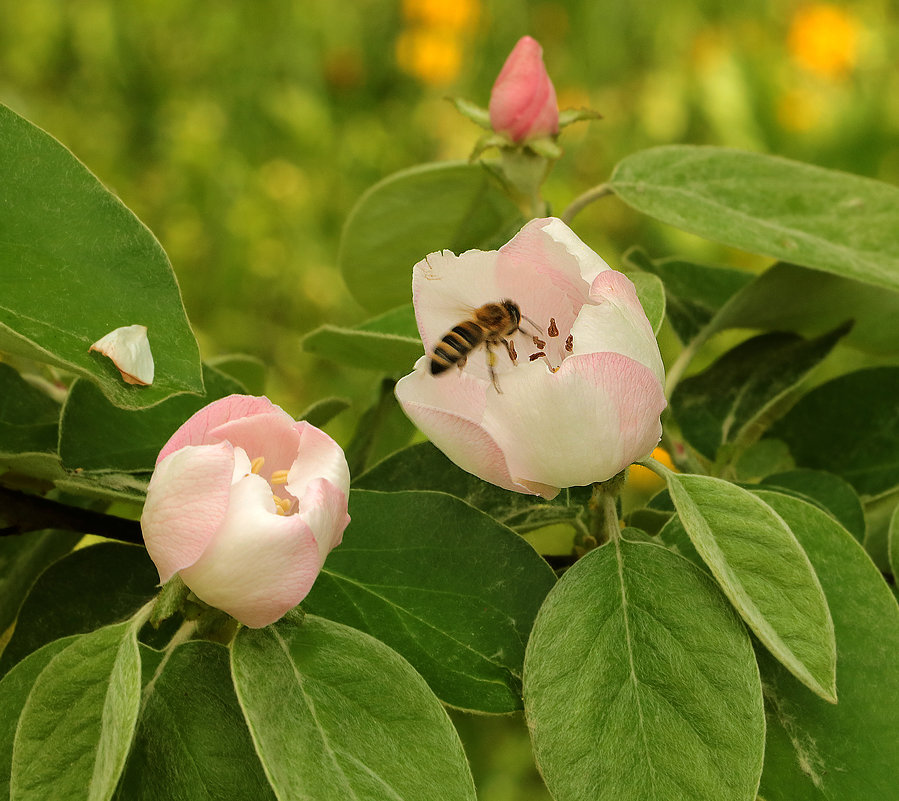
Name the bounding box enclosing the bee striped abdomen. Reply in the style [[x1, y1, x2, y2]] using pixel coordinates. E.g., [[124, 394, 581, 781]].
[[429, 321, 485, 374]]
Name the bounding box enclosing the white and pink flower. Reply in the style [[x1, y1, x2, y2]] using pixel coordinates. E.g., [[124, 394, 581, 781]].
[[140, 395, 350, 628], [395, 218, 667, 499]]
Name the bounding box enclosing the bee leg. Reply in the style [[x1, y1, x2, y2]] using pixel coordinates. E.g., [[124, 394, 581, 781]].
[[502, 338, 518, 365], [486, 343, 502, 393], [455, 354, 468, 371]]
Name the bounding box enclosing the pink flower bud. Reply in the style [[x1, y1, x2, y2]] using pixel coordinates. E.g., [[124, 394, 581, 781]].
[[489, 36, 560, 143], [396, 218, 667, 499], [140, 395, 350, 628]]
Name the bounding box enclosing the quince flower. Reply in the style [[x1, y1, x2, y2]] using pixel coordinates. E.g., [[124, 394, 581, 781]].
[[489, 36, 560, 143], [141, 395, 350, 628], [395, 218, 666, 499]]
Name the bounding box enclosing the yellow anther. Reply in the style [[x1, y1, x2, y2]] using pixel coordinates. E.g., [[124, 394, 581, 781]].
[[271, 469, 290, 485], [272, 494, 292, 515], [250, 456, 266, 474]]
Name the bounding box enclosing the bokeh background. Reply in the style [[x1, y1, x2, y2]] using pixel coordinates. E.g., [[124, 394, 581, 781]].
[[2, 1, 897, 797]]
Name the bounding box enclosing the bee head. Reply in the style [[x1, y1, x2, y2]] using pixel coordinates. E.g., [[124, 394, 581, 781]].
[[501, 299, 521, 326]]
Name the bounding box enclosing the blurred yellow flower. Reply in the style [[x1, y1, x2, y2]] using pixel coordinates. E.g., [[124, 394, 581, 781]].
[[628, 447, 676, 491], [396, 28, 463, 86], [402, 0, 479, 32], [788, 4, 860, 79]]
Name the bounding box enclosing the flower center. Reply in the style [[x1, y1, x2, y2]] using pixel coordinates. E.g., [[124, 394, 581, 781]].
[[249, 456, 294, 515], [522, 315, 572, 373]]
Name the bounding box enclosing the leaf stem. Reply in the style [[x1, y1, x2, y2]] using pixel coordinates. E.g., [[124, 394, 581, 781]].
[[561, 183, 614, 225], [587, 471, 627, 547]]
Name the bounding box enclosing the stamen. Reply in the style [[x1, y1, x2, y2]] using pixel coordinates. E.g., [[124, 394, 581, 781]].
[[565, 334, 574, 353], [271, 469, 290, 485], [548, 318, 559, 337], [272, 494, 292, 515], [250, 456, 265, 474], [533, 336, 546, 349], [508, 340, 518, 362], [529, 351, 546, 361]]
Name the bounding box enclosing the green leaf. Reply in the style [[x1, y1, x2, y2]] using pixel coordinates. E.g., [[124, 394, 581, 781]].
[[712, 261, 899, 355], [206, 354, 266, 395], [302, 326, 423, 373], [299, 397, 351, 428], [116, 641, 275, 801], [671, 324, 849, 462], [628, 271, 665, 336], [610, 146, 899, 293], [303, 489, 556, 712], [231, 614, 476, 801], [59, 364, 244, 473], [0, 363, 61, 457], [339, 161, 523, 312], [772, 366, 899, 497], [354, 441, 590, 533], [754, 491, 899, 801], [888, 502, 899, 579], [0, 104, 202, 409], [558, 107, 603, 127], [623, 247, 753, 344], [0, 542, 158, 676], [0, 637, 77, 800], [523, 538, 764, 801], [11, 620, 141, 801], [0, 530, 81, 638], [760, 469, 866, 543], [665, 472, 836, 701]]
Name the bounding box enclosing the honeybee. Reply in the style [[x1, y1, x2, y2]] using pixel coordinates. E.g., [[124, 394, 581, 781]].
[[429, 300, 526, 392]]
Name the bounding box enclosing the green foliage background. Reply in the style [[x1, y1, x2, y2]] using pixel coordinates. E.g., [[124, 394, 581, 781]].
[[2, 1, 898, 798]]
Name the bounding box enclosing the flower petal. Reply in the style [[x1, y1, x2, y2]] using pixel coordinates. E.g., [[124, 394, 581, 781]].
[[297, 477, 351, 562], [286, 422, 351, 501], [412, 248, 501, 355], [481, 351, 667, 489], [89, 324, 154, 386], [570, 270, 666, 383], [395, 362, 553, 496], [157, 395, 288, 462], [141, 442, 235, 583], [208, 413, 301, 479], [179, 474, 322, 628]]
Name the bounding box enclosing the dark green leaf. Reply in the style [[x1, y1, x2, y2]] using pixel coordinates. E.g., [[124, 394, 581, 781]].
[[772, 367, 899, 497], [232, 614, 476, 801], [0, 542, 158, 676], [206, 354, 266, 395], [712, 261, 899, 355], [524, 539, 764, 801], [298, 397, 351, 428], [611, 146, 899, 293], [339, 161, 523, 312], [11, 621, 141, 801], [304, 489, 556, 712], [889, 502, 899, 579], [671, 324, 849, 461], [755, 491, 899, 801], [0, 637, 77, 801], [116, 641, 275, 801], [0, 530, 81, 638], [354, 441, 590, 532], [59, 364, 243, 473], [0, 104, 202, 408], [623, 247, 753, 344], [760, 469, 866, 543], [0, 364, 61, 457], [665, 473, 836, 701], [628, 271, 665, 336]]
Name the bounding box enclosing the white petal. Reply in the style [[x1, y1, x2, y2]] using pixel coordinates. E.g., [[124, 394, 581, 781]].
[[89, 324, 154, 385], [412, 248, 501, 355], [539, 218, 611, 285]]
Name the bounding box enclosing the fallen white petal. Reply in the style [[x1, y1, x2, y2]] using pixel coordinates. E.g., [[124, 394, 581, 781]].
[[90, 324, 155, 385]]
